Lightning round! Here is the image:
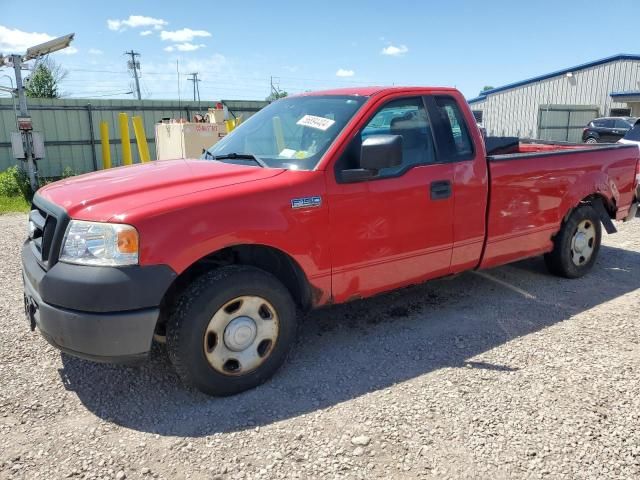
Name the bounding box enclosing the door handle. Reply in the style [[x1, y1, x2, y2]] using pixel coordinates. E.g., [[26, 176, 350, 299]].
[[430, 180, 452, 200]]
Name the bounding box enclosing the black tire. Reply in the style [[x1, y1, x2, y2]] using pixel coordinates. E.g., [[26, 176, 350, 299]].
[[585, 137, 598, 144], [166, 265, 297, 396], [544, 205, 602, 278]]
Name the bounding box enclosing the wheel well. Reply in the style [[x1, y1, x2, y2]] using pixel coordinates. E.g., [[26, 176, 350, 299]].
[[581, 193, 615, 215], [554, 193, 616, 238], [157, 245, 313, 334], [561, 194, 615, 223]]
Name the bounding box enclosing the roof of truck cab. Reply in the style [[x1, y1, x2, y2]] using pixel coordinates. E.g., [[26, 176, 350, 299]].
[[294, 86, 459, 97]]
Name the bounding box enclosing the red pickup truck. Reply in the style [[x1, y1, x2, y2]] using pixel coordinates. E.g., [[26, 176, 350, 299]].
[[22, 87, 640, 396]]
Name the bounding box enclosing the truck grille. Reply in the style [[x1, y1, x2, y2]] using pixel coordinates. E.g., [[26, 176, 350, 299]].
[[28, 197, 66, 270]]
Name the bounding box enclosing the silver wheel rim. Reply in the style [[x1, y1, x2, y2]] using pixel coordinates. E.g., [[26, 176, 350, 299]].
[[586, 138, 597, 144], [570, 219, 596, 266], [203, 296, 279, 376]]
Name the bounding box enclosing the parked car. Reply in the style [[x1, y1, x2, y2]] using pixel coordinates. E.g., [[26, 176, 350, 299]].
[[22, 87, 640, 396], [618, 119, 640, 151], [582, 116, 638, 143]]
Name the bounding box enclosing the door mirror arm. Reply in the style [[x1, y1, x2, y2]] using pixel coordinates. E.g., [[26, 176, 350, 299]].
[[340, 168, 378, 183]]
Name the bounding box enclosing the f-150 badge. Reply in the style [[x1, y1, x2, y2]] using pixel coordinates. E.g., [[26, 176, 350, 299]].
[[291, 196, 322, 209]]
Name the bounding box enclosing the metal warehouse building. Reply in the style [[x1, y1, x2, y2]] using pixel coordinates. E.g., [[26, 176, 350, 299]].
[[468, 54, 640, 142]]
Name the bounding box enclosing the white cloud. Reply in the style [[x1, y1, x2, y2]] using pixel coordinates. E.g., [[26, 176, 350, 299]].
[[381, 44, 408, 56], [0, 25, 78, 55], [160, 28, 211, 43], [0, 25, 53, 53], [60, 46, 78, 55], [88, 48, 103, 55], [107, 15, 167, 32], [139, 30, 153, 36], [164, 43, 205, 52], [336, 68, 355, 77]]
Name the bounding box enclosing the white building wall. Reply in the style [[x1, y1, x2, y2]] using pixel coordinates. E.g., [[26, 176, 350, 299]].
[[468, 59, 640, 139]]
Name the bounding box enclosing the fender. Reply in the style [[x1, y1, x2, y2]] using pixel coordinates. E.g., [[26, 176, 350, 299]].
[[557, 169, 617, 224], [128, 170, 333, 304]]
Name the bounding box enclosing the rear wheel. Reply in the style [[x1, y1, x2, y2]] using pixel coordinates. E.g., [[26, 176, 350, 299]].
[[544, 205, 602, 278], [166, 265, 297, 396], [585, 137, 598, 144]]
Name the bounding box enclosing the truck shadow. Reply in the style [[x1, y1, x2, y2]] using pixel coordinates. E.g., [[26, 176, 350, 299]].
[[58, 244, 640, 437]]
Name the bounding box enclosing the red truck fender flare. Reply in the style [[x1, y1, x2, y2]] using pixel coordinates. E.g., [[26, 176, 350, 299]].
[[162, 243, 317, 312], [559, 171, 618, 231]]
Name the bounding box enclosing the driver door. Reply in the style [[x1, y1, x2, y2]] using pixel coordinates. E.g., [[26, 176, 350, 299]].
[[327, 96, 454, 302]]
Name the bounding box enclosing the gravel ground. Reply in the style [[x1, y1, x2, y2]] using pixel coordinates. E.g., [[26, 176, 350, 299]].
[[1, 212, 639, 480]]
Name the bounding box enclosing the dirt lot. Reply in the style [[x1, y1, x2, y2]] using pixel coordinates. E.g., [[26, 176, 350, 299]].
[[1, 212, 639, 480]]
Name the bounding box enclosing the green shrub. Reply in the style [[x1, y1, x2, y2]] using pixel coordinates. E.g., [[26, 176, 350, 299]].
[[14, 167, 33, 201], [1, 165, 79, 203], [0, 167, 23, 197], [0, 166, 34, 201], [61, 166, 77, 179], [0, 169, 20, 197]]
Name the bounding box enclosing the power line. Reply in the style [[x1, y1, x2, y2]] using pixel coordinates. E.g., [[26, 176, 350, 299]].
[[124, 50, 142, 100]]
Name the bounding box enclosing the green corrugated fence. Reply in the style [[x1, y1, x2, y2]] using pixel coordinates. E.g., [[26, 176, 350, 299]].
[[0, 98, 267, 177]]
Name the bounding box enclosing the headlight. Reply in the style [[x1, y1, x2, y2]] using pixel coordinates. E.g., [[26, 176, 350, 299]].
[[60, 220, 139, 266]]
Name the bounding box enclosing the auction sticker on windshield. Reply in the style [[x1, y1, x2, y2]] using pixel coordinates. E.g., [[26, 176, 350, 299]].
[[297, 115, 335, 131]]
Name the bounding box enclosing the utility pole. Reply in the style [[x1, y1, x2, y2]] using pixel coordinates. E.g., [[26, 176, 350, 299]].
[[10, 54, 37, 190], [125, 50, 142, 100], [2, 33, 74, 191], [269, 76, 283, 101], [187, 72, 201, 106]]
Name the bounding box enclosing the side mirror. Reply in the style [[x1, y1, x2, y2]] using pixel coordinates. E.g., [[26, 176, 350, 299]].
[[361, 134, 403, 170], [340, 134, 403, 182]]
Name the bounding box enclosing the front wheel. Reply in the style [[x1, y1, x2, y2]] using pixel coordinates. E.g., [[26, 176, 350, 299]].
[[166, 265, 297, 396], [544, 205, 602, 278], [585, 137, 598, 144]]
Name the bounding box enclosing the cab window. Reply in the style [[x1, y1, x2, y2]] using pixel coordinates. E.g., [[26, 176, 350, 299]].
[[360, 97, 436, 177], [429, 96, 474, 161]]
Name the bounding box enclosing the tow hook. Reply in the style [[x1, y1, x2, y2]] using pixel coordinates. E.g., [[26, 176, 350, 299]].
[[24, 295, 37, 331]]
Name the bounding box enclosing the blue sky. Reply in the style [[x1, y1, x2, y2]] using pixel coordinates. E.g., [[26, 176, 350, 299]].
[[1, 0, 639, 101]]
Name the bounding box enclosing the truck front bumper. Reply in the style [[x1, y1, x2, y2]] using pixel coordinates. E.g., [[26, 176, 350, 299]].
[[22, 243, 176, 364]]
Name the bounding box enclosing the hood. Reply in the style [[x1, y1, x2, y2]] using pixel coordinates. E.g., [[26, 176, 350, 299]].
[[38, 159, 285, 221]]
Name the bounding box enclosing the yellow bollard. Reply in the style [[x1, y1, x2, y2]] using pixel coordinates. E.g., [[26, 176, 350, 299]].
[[119, 112, 132, 166], [132, 115, 151, 163], [99, 121, 111, 169]]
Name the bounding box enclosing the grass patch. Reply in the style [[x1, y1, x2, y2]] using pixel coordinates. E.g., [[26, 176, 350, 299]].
[[0, 195, 30, 214]]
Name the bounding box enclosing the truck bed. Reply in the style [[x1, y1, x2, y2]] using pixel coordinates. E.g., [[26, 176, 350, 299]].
[[481, 142, 639, 269]]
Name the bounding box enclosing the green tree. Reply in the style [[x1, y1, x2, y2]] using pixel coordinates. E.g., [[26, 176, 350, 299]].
[[481, 85, 494, 93], [25, 59, 67, 99], [266, 90, 288, 102]]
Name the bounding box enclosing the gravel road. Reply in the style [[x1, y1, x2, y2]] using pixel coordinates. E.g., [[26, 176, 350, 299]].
[[1, 212, 639, 479]]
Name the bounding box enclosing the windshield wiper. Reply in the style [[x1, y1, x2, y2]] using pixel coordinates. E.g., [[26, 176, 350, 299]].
[[203, 150, 267, 168]]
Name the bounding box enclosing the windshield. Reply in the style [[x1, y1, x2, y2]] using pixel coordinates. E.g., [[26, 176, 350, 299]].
[[205, 95, 367, 170]]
